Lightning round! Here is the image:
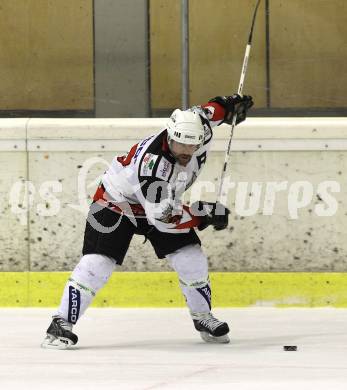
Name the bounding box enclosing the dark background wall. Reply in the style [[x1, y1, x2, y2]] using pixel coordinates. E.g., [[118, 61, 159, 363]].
[[94, 0, 149, 117], [150, 0, 347, 115], [0, 0, 346, 117], [0, 0, 94, 115]]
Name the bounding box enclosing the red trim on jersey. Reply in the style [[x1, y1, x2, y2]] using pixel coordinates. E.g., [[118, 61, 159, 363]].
[[93, 184, 106, 202], [173, 205, 202, 229], [201, 101, 225, 121], [117, 143, 138, 166], [93, 185, 202, 228], [93, 184, 146, 216]]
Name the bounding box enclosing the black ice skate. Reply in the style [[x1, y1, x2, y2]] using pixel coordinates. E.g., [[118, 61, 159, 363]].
[[193, 313, 230, 344], [41, 316, 78, 349]]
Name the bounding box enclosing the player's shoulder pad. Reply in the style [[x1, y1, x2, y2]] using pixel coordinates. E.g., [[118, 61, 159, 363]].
[[200, 115, 213, 145], [190, 106, 213, 145]]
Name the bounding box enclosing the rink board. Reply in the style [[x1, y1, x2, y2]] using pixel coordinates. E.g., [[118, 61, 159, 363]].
[[1, 272, 347, 307]]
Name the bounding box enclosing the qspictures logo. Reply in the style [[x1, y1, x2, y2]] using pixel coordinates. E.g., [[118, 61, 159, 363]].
[[7, 156, 342, 233]]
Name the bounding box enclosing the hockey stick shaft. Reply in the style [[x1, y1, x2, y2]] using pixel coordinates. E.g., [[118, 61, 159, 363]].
[[216, 0, 262, 203]]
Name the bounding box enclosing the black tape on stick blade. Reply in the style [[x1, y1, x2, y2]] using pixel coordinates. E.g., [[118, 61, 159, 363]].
[[283, 345, 297, 351]]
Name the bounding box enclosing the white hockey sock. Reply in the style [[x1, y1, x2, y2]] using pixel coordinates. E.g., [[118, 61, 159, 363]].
[[56, 254, 116, 324], [179, 277, 211, 318], [166, 244, 211, 318]]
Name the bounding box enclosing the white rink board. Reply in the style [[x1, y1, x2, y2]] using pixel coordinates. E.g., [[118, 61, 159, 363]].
[[1, 308, 347, 390], [3, 117, 347, 272]]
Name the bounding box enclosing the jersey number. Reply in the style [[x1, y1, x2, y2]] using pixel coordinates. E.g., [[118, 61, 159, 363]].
[[117, 143, 138, 166], [196, 151, 207, 169]]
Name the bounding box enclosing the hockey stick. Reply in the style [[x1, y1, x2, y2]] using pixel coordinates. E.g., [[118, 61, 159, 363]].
[[216, 0, 262, 203], [168, 1, 262, 231]]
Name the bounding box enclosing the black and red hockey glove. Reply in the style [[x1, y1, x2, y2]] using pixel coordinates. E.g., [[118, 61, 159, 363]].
[[190, 201, 230, 231], [209, 94, 254, 125]]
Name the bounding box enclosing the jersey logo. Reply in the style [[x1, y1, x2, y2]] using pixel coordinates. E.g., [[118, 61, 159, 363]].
[[156, 157, 173, 181], [140, 153, 158, 176]]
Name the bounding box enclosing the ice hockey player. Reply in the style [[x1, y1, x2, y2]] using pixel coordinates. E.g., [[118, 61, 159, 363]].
[[41, 94, 253, 349]]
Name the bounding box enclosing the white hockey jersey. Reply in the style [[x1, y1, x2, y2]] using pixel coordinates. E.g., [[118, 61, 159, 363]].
[[95, 102, 226, 233]]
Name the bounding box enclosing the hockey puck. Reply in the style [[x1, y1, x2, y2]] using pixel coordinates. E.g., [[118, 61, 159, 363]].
[[283, 345, 297, 351]]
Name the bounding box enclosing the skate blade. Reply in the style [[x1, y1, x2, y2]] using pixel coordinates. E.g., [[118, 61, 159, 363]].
[[41, 335, 74, 350], [199, 331, 230, 344]]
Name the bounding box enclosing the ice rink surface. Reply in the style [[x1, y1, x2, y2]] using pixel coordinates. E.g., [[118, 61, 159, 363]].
[[1, 308, 347, 390]]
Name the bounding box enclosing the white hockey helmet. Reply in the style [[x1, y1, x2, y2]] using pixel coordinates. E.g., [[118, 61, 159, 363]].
[[166, 109, 205, 146]]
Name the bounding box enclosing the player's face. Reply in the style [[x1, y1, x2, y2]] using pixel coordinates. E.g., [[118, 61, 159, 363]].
[[169, 140, 199, 166]]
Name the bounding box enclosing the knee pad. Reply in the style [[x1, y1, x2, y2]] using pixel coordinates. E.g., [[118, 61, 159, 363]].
[[166, 244, 208, 282], [69, 253, 116, 295]]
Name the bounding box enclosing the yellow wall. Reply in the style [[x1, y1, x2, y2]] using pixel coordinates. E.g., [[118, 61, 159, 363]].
[[1, 1, 346, 112], [0, 0, 94, 110], [3, 272, 347, 307], [150, 0, 347, 111], [270, 0, 347, 108], [189, 0, 266, 107], [150, 0, 266, 110]]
